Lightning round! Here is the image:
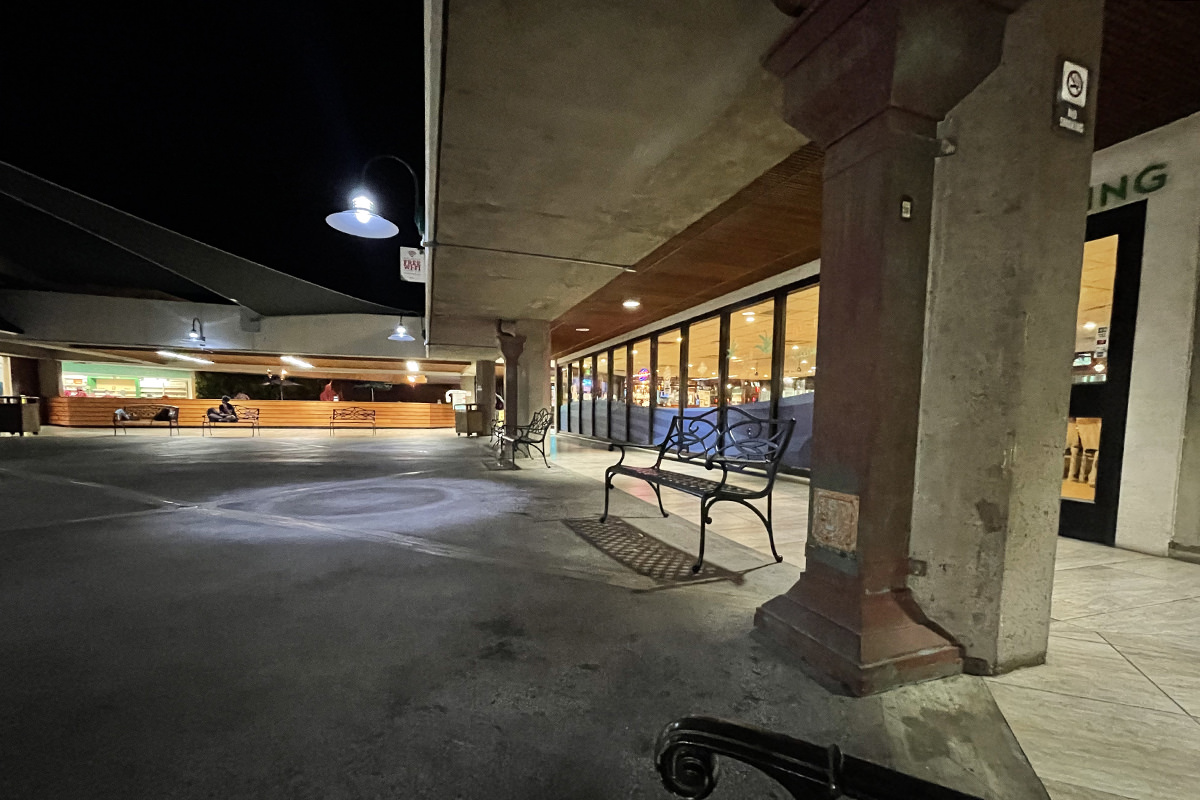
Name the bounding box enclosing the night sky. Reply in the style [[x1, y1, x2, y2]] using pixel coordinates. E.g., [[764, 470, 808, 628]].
[[1, 5, 426, 311]]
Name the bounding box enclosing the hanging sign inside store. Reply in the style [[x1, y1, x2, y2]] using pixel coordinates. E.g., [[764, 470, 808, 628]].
[[1054, 59, 1089, 136], [400, 248, 426, 283], [636, 367, 650, 382]]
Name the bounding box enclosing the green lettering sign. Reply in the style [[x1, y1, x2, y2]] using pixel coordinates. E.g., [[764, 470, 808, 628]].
[[1089, 163, 1168, 211]]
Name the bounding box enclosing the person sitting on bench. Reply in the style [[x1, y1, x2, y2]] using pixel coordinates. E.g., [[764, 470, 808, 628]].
[[206, 396, 238, 423]]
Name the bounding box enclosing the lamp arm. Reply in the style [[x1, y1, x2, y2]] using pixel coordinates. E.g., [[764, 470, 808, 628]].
[[360, 154, 425, 239]]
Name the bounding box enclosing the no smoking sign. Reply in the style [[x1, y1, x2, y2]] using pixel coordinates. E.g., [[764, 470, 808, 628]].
[[1055, 59, 1090, 136], [1060, 60, 1089, 107]]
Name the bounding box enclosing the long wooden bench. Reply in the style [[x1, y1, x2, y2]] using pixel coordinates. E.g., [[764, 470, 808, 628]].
[[113, 404, 179, 435], [200, 406, 261, 436], [329, 406, 376, 436], [600, 407, 794, 573]]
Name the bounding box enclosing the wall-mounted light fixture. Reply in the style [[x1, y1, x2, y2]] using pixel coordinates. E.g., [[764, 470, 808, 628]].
[[187, 318, 205, 344]]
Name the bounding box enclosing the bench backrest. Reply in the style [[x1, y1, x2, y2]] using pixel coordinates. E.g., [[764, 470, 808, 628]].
[[523, 408, 553, 442], [115, 405, 178, 421], [657, 407, 794, 476], [332, 406, 375, 421], [234, 406, 260, 421]]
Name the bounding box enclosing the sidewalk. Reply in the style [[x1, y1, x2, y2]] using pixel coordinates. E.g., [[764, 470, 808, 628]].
[[547, 432, 1200, 800]]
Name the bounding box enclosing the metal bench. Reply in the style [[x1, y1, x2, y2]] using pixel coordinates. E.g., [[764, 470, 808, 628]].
[[200, 406, 261, 436], [600, 407, 793, 572], [329, 406, 376, 436], [655, 716, 983, 799], [498, 407, 552, 468], [113, 404, 179, 435]]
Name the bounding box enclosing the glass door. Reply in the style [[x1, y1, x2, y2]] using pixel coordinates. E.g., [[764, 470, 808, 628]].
[[1059, 202, 1145, 544]]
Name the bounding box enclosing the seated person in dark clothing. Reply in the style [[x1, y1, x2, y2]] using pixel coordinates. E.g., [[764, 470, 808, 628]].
[[206, 396, 238, 423]]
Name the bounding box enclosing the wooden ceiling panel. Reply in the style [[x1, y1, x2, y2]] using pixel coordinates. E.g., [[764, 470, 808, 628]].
[[551, 5, 1200, 359]]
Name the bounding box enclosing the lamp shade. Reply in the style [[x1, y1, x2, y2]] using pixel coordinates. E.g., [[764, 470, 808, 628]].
[[325, 209, 400, 239], [388, 324, 415, 342], [326, 194, 400, 239]]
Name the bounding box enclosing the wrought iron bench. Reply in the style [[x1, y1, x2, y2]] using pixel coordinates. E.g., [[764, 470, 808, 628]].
[[113, 404, 179, 435], [329, 406, 376, 436], [200, 406, 261, 436], [655, 716, 982, 799], [600, 407, 793, 572], [498, 407, 553, 468]]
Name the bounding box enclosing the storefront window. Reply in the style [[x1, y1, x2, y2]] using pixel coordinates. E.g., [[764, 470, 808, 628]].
[[594, 352, 609, 439], [568, 361, 580, 432], [726, 299, 774, 411], [630, 339, 652, 444], [557, 366, 567, 430], [686, 317, 721, 412], [580, 357, 594, 436], [654, 329, 682, 437], [610, 347, 628, 441], [780, 285, 819, 470]]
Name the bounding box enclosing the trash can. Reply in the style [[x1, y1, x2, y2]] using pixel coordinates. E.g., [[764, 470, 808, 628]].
[[0, 396, 40, 436]]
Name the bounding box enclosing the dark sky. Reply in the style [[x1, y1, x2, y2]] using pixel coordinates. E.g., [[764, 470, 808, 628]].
[[1, 4, 426, 312]]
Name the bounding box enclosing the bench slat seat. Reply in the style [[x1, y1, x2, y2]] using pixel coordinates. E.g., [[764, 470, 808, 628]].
[[201, 406, 261, 436], [113, 404, 180, 435], [329, 406, 377, 436], [600, 407, 794, 573]]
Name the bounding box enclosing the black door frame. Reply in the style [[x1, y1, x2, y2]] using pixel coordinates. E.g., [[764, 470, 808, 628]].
[[1059, 200, 1146, 545]]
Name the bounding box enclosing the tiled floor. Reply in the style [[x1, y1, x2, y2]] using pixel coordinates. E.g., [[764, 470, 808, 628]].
[[549, 435, 1200, 800]]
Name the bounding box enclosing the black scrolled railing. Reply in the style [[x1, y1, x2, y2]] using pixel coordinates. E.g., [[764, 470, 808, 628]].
[[654, 717, 985, 800]]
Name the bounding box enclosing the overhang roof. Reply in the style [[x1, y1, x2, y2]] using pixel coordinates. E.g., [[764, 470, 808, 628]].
[[0, 161, 413, 318]]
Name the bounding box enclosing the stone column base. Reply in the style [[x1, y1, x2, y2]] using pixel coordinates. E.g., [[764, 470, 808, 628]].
[[755, 579, 962, 696]]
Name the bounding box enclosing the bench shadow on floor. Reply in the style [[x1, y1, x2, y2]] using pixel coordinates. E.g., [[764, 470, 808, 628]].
[[565, 516, 771, 591]]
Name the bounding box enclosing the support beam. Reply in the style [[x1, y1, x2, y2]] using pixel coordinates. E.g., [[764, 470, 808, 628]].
[[754, 0, 1027, 695]]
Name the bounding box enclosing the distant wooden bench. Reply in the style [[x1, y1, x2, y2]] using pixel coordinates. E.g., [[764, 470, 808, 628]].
[[113, 404, 179, 436], [330, 406, 376, 436], [200, 406, 260, 436]]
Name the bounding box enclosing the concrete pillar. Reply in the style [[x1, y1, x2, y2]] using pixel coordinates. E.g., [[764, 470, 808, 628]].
[[515, 320, 552, 427], [754, 0, 1030, 695], [907, 0, 1104, 673], [1171, 275, 1200, 562], [475, 359, 497, 436], [497, 330, 525, 435], [37, 358, 60, 397]]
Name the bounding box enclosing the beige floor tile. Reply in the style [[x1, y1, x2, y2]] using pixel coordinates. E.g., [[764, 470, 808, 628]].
[[1106, 557, 1200, 593], [1103, 633, 1200, 717], [1051, 566, 1199, 620], [988, 636, 1183, 714], [990, 683, 1200, 800], [1042, 778, 1138, 800], [1054, 538, 1154, 571], [1048, 621, 1107, 643], [1065, 598, 1200, 651]]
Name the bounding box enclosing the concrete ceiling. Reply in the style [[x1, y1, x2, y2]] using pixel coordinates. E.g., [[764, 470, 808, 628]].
[[428, 0, 805, 327]]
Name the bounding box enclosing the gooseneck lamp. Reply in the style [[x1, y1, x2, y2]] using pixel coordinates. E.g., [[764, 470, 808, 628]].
[[187, 318, 206, 344], [325, 155, 425, 240]]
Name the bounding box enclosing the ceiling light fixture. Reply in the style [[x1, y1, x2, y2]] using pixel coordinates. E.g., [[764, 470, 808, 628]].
[[741, 310, 755, 316], [576, 327, 590, 332], [157, 350, 214, 365], [388, 324, 415, 342], [406, 360, 420, 372], [1094, 363, 1106, 373], [326, 155, 425, 240], [1083, 321, 1097, 330], [622, 299, 641, 309], [791, 345, 799, 350], [281, 356, 313, 369]]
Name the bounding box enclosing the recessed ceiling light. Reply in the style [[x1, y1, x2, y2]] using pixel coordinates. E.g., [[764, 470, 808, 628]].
[[622, 299, 641, 309], [1083, 321, 1097, 330], [741, 310, 755, 316], [792, 345, 799, 350], [576, 327, 590, 332], [631, 350, 638, 355], [675, 336, 682, 342], [1094, 363, 1106, 372], [406, 360, 419, 372], [156, 350, 214, 365], [281, 355, 313, 369], [801, 359, 808, 364]]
